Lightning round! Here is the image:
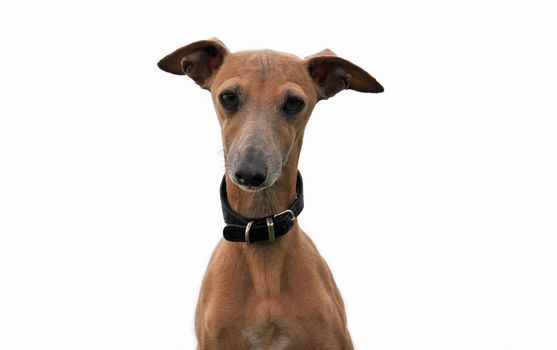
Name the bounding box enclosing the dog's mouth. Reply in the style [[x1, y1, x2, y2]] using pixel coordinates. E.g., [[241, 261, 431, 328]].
[[237, 184, 267, 192]]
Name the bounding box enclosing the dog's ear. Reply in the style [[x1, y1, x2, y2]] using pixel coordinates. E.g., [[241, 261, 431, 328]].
[[158, 38, 229, 90], [305, 49, 383, 99]]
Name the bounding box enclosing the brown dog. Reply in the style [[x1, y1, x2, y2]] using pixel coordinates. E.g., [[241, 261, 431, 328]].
[[158, 38, 383, 350]]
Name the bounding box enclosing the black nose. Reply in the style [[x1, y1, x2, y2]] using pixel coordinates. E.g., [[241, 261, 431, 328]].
[[235, 164, 267, 188], [234, 148, 267, 188]]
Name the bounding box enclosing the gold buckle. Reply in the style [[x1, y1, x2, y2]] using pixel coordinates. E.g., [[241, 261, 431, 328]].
[[266, 217, 275, 242], [274, 209, 296, 222], [245, 221, 254, 244]]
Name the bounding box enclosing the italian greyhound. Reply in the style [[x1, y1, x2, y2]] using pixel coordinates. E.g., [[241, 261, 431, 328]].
[[158, 38, 383, 350]]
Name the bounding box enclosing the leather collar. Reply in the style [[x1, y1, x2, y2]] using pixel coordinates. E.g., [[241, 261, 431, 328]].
[[220, 171, 304, 243]]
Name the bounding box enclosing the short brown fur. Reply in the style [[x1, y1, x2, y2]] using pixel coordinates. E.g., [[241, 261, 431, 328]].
[[158, 38, 383, 350]]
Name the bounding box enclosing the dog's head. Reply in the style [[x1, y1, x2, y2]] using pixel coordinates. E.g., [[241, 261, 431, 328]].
[[158, 38, 383, 192]]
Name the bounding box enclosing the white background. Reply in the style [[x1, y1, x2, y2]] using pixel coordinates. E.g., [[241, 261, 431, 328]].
[[1, 0, 556, 349]]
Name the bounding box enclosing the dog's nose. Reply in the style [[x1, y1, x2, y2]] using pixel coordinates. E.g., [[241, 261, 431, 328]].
[[234, 147, 267, 188], [235, 163, 267, 188]]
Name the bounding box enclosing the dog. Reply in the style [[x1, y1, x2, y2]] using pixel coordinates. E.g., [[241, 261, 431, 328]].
[[158, 38, 383, 350]]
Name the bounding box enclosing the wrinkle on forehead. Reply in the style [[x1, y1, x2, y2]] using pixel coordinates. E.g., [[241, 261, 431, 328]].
[[243, 53, 279, 83], [260, 55, 269, 81]]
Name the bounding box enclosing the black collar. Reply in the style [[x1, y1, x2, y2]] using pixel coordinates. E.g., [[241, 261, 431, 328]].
[[220, 171, 304, 244]]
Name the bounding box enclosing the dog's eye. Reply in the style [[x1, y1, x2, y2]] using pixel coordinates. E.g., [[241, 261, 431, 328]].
[[219, 91, 240, 110], [282, 97, 305, 115]]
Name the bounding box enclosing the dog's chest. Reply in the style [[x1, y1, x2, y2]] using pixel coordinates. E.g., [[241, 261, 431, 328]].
[[242, 298, 293, 350], [245, 332, 290, 350]]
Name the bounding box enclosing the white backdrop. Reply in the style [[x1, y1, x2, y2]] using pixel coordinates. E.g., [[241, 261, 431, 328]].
[[1, 1, 556, 349]]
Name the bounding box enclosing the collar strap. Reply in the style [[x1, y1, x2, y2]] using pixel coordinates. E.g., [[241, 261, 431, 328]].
[[220, 171, 304, 244]]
